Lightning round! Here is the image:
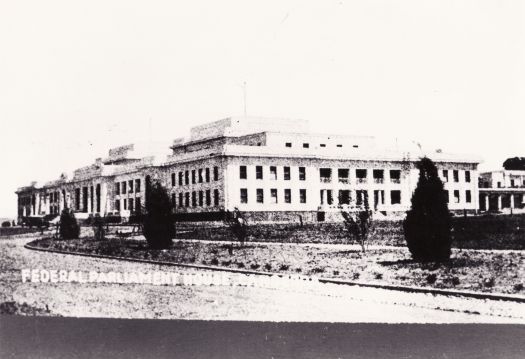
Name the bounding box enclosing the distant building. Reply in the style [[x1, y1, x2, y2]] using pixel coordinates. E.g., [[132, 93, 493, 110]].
[[478, 170, 525, 212], [16, 117, 482, 223]]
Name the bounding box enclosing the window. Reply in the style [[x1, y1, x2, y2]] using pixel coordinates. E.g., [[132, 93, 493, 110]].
[[178, 193, 183, 207], [300, 189, 306, 203], [198, 169, 203, 183], [121, 182, 126, 194], [129, 198, 134, 212], [511, 179, 515, 187], [205, 168, 210, 183], [285, 142, 292, 147], [327, 190, 333, 205], [213, 167, 219, 181], [454, 190, 460, 203], [271, 189, 278, 203], [284, 166, 290, 180], [356, 169, 367, 183], [256, 189, 264, 203], [270, 166, 277, 180], [185, 192, 190, 207], [356, 190, 367, 206], [338, 169, 349, 183], [338, 190, 351, 205], [303, 143, 309, 148], [128, 180, 134, 193], [240, 166, 247, 179], [336, 144, 342, 148], [320, 168, 332, 182], [373, 190, 385, 207], [256, 166, 263, 179], [320, 144, 326, 147], [284, 189, 291, 203], [123, 198, 127, 210], [135, 198, 141, 212], [466, 190, 472, 203], [390, 170, 401, 183], [240, 189, 248, 203], [199, 191, 204, 206], [213, 189, 219, 206], [205, 190, 211, 206], [185, 171, 189, 185], [171, 173, 176, 187], [115, 199, 120, 211], [453, 170, 459, 182], [353, 145, 359, 148], [192, 191, 197, 207], [465, 171, 471, 183], [191, 170, 196, 184], [443, 170, 449, 182], [135, 179, 141, 192], [115, 182, 120, 195], [299, 167, 306, 181], [178, 172, 183, 186], [75, 188, 80, 210], [391, 190, 401, 205], [373, 170, 384, 184]]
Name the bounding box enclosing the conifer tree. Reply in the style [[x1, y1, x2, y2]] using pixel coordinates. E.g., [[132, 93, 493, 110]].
[[143, 181, 174, 249]]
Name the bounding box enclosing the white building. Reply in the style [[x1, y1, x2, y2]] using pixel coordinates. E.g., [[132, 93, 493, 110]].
[[478, 170, 525, 213]]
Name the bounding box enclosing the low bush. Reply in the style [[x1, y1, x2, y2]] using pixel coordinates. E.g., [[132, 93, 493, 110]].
[[1, 221, 11, 228], [59, 209, 80, 240]]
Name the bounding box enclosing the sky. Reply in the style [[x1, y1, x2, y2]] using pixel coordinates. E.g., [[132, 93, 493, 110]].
[[0, 0, 524, 218]]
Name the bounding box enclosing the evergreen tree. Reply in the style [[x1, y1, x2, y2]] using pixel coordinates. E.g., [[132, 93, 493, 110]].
[[403, 157, 451, 261], [59, 208, 80, 240], [143, 181, 174, 249]]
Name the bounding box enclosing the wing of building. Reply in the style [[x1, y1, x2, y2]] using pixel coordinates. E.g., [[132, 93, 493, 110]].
[[16, 117, 483, 223]]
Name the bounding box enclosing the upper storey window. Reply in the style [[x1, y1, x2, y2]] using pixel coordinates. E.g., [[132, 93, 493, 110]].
[[285, 142, 292, 147]]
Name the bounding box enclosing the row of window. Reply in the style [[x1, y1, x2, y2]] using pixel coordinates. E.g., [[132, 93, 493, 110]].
[[115, 179, 141, 195], [442, 170, 471, 183], [318, 189, 402, 206], [284, 142, 358, 149], [446, 190, 472, 204], [171, 166, 220, 187], [240, 188, 308, 204], [171, 189, 221, 208], [115, 197, 142, 212], [240, 166, 306, 180]]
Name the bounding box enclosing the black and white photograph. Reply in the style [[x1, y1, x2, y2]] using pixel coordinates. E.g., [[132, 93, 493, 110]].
[[0, 1, 524, 358]]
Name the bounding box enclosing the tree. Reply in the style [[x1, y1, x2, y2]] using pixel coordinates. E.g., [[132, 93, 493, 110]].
[[341, 192, 373, 253], [92, 213, 105, 241], [142, 181, 174, 249], [403, 157, 451, 262], [503, 157, 525, 171], [224, 208, 247, 247], [59, 208, 80, 239]]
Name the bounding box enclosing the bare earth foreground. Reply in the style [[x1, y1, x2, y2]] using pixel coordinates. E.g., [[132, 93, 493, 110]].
[[1, 236, 524, 323]]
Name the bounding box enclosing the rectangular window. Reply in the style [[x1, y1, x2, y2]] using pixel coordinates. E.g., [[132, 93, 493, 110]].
[[271, 188, 278, 203], [171, 173, 176, 187], [338, 190, 351, 205], [82, 187, 88, 212], [466, 190, 472, 203], [256, 166, 263, 180], [135, 179, 141, 192], [303, 143, 309, 148], [199, 191, 203, 206], [205, 168, 210, 182], [115, 199, 120, 211], [338, 169, 349, 183], [213, 167, 219, 181], [391, 190, 401, 205], [356, 190, 367, 206], [192, 191, 197, 207], [465, 171, 471, 183], [299, 167, 306, 181], [284, 189, 291, 203], [75, 188, 81, 210], [205, 190, 211, 206], [443, 170, 449, 182], [198, 169, 203, 183], [185, 171, 189, 185], [178, 193, 183, 207], [453, 170, 459, 182], [213, 189, 219, 206], [373, 170, 384, 184], [356, 169, 367, 183], [185, 192, 190, 207], [240, 166, 247, 179], [121, 182, 126, 194], [299, 189, 306, 203], [191, 170, 196, 184], [123, 198, 127, 210], [390, 170, 401, 183], [284, 166, 290, 180], [336, 144, 342, 148], [320, 144, 326, 147], [128, 180, 134, 193], [327, 190, 333, 205], [285, 142, 292, 147], [135, 198, 141, 212], [320, 168, 332, 183], [129, 198, 134, 212], [240, 188, 248, 204], [115, 182, 120, 195], [454, 190, 460, 203], [256, 189, 264, 203], [270, 166, 277, 180], [179, 172, 183, 186]]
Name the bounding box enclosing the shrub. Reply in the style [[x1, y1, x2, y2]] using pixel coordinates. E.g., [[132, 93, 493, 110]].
[[1, 221, 11, 227], [210, 257, 219, 265], [264, 263, 272, 271], [92, 214, 105, 241], [404, 157, 452, 262], [59, 209, 80, 239], [143, 181, 174, 249], [341, 193, 372, 253], [224, 208, 248, 246]]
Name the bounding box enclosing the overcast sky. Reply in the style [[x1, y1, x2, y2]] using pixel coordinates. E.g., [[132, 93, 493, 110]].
[[1, 0, 524, 218]]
